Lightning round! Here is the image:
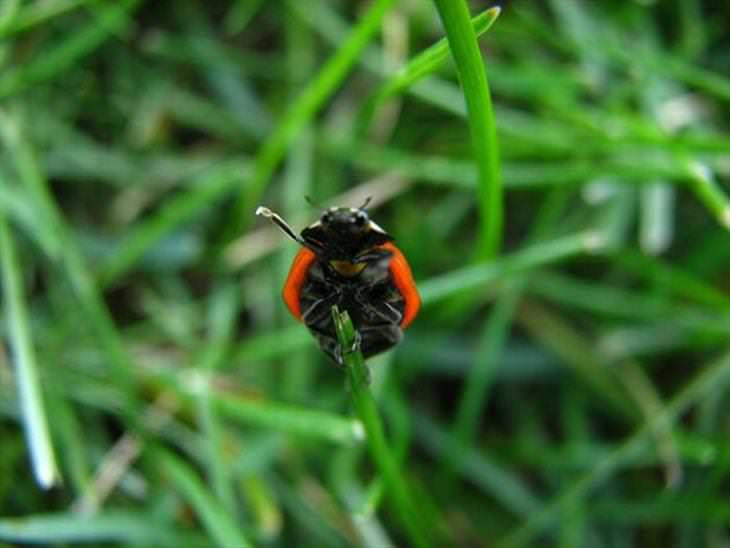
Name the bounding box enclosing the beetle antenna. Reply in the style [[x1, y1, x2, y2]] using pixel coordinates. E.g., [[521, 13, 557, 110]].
[[255, 206, 308, 246], [359, 196, 372, 210]]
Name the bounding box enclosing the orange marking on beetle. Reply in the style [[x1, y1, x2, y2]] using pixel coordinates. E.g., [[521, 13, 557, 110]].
[[381, 242, 420, 329], [282, 248, 317, 321]]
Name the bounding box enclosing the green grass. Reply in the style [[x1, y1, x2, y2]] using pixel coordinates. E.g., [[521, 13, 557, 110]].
[[0, 212, 58, 488], [222, 0, 395, 242], [1, 1, 730, 547], [432, 0, 502, 261]]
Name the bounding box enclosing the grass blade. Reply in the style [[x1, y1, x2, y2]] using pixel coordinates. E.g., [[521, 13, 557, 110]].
[[419, 231, 599, 305], [213, 392, 363, 445], [432, 0, 502, 259], [0, 511, 191, 546], [0, 215, 59, 488]]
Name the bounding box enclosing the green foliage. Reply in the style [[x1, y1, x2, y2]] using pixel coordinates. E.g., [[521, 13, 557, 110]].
[[1, 1, 730, 547]]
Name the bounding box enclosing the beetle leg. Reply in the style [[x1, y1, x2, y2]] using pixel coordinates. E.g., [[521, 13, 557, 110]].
[[355, 285, 404, 324], [350, 330, 363, 353], [364, 301, 403, 324], [331, 329, 362, 365], [333, 344, 344, 367], [301, 293, 340, 325], [358, 324, 403, 358]]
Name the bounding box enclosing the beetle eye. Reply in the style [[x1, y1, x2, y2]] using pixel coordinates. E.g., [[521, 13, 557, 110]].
[[354, 213, 366, 226], [322, 213, 332, 224]]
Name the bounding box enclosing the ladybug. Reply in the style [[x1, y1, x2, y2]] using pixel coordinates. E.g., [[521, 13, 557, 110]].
[[255, 200, 419, 363]]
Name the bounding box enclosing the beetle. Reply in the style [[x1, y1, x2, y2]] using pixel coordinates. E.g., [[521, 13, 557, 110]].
[[255, 201, 419, 363]]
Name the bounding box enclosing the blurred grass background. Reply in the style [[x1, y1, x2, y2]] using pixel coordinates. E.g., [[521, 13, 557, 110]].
[[1, 0, 730, 546]]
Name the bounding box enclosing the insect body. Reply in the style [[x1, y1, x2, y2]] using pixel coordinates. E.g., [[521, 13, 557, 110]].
[[256, 203, 419, 363]]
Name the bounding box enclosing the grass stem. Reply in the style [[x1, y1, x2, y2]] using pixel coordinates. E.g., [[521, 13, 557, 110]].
[[432, 0, 502, 259], [0, 215, 59, 488], [332, 306, 431, 548]]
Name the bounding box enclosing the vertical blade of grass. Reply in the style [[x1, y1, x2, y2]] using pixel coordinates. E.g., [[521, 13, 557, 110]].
[[222, 0, 394, 242], [158, 449, 252, 548], [331, 306, 431, 548], [432, 0, 502, 260], [0, 215, 59, 489]]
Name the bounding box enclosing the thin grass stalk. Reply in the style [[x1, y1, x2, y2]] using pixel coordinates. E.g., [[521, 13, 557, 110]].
[[432, 0, 502, 260], [331, 306, 431, 548], [0, 215, 59, 488]]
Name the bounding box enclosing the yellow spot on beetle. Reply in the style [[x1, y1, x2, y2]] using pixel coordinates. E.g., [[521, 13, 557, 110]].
[[330, 261, 366, 277]]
